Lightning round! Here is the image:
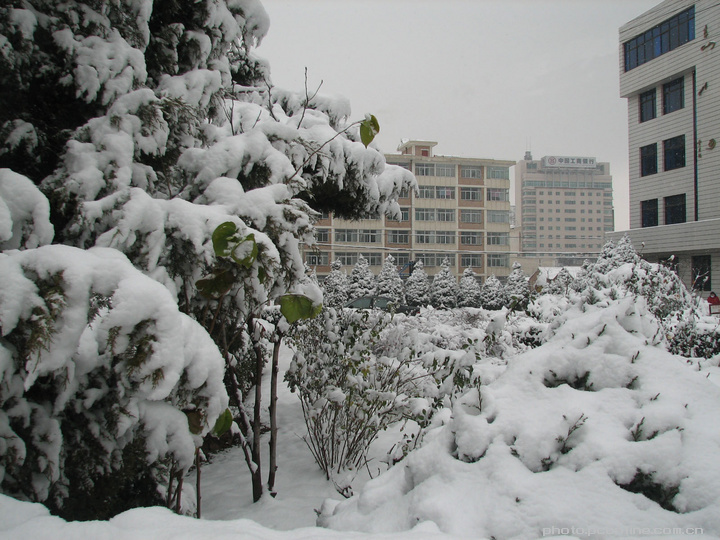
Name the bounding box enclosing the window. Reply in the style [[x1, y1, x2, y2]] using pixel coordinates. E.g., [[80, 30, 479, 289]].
[[362, 253, 382, 266], [399, 187, 411, 198], [335, 229, 357, 242], [664, 194, 686, 224], [437, 209, 456, 222], [436, 186, 455, 199], [487, 210, 510, 223], [461, 166, 483, 179], [460, 209, 483, 223], [664, 135, 685, 170], [641, 199, 658, 227], [692, 255, 711, 291], [387, 230, 410, 244], [415, 163, 434, 176], [640, 89, 656, 122], [391, 207, 410, 222], [335, 252, 357, 266], [417, 186, 435, 198], [487, 232, 509, 245], [415, 253, 437, 267], [415, 208, 436, 221], [315, 229, 329, 243], [663, 78, 684, 114], [435, 231, 456, 244], [487, 188, 509, 202], [460, 232, 482, 245], [416, 231, 433, 244], [487, 167, 510, 179], [460, 187, 481, 200], [306, 252, 329, 266], [488, 254, 509, 268], [640, 143, 658, 176], [358, 229, 380, 243], [435, 163, 455, 177], [624, 7, 695, 71], [461, 254, 483, 268]]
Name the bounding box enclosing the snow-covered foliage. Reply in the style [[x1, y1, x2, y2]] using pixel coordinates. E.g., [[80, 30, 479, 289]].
[[376, 255, 404, 303], [404, 261, 430, 307], [478, 274, 507, 310], [430, 258, 457, 308], [457, 267, 481, 308], [504, 262, 530, 309], [348, 255, 375, 300], [0, 0, 415, 516], [322, 259, 349, 308], [0, 245, 227, 510]]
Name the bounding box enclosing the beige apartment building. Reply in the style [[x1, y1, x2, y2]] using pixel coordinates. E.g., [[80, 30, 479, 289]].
[[305, 140, 514, 282], [609, 0, 720, 294], [515, 152, 615, 264]]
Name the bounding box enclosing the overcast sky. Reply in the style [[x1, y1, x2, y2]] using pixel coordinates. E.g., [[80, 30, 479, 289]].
[[256, 0, 660, 230]]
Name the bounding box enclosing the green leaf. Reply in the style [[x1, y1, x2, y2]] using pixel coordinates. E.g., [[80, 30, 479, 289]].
[[196, 270, 235, 299], [212, 408, 233, 437], [212, 222, 239, 257], [231, 233, 258, 269], [279, 294, 322, 323], [360, 114, 380, 147]]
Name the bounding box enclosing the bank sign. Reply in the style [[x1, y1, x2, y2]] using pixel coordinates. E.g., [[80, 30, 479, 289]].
[[542, 156, 596, 169]]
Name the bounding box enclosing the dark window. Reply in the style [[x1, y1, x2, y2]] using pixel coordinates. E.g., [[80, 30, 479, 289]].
[[639, 89, 656, 122], [641, 199, 658, 227], [664, 194, 686, 224], [640, 143, 658, 176], [624, 7, 695, 71], [692, 255, 711, 291], [663, 135, 686, 171], [663, 78, 684, 114]]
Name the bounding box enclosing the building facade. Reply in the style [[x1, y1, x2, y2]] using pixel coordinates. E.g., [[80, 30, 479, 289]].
[[611, 1, 720, 293], [305, 140, 514, 282], [515, 152, 615, 264]]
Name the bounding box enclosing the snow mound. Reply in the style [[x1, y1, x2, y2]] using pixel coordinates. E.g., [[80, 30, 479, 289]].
[[318, 297, 720, 538]]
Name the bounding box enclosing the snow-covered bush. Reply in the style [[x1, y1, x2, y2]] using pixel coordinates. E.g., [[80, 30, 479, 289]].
[[375, 255, 404, 303], [457, 267, 481, 308], [430, 258, 457, 308], [0, 245, 227, 516], [322, 260, 350, 308], [478, 274, 507, 310], [505, 262, 530, 310], [404, 261, 430, 307], [348, 255, 376, 300]]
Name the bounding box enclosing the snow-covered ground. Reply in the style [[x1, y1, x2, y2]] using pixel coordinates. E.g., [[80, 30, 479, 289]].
[[2, 298, 720, 540]]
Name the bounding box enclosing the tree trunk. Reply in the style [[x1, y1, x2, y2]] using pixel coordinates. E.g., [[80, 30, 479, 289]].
[[267, 335, 282, 495], [195, 447, 202, 518], [250, 317, 264, 502]]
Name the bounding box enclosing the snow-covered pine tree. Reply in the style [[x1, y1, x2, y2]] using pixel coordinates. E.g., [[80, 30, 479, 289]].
[[430, 258, 458, 308], [404, 260, 430, 307], [505, 262, 530, 309], [545, 267, 574, 296], [348, 255, 376, 300], [457, 267, 482, 308], [322, 259, 350, 308], [0, 0, 415, 514], [376, 254, 404, 303], [479, 274, 507, 310]]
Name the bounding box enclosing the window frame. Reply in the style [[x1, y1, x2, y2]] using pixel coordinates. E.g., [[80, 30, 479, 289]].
[[662, 78, 684, 115], [664, 193, 686, 225], [641, 199, 658, 228], [640, 143, 658, 176], [639, 88, 657, 122], [663, 135, 686, 171]]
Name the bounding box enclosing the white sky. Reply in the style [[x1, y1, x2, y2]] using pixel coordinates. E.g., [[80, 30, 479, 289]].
[[256, 0, 660, 230]]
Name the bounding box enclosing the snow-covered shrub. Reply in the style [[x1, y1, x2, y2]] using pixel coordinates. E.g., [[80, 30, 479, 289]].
[[318, 297, 720, 537], [478, 274, 507, 310], [430, 258, 457, 308], [505, 261, 530, 310], [348, 255, 376, 300], [404, 261, 430, 307], [0, 246, 227, 516], [457, 267, 481, 308], [375, 255, 404, 303], [322, 260, 350, 308]]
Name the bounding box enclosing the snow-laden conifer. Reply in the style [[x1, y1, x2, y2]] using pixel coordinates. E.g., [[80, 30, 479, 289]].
[[404, 260, 430, 307], [457, 267, 482, 308], [430, 258, 457, 308], [348, 255, 376, 300], [479, 274, 507, 310], [322, 259, 350, 308], [376, 255, 404, 303]]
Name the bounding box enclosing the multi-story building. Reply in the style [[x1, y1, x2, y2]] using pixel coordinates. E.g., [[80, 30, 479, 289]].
[[305, 140, 514, 282], [515, 152, 615, 264], [611, 1, 720, 294]]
